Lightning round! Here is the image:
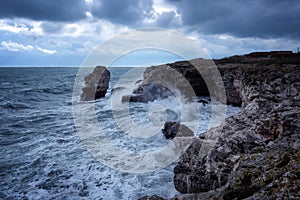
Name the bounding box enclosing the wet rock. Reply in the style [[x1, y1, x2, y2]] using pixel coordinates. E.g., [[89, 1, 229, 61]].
[[81, 66, 110, 101], [162, 122, 194, 139], [197, 99, 208, 106], [121, 94, 147, 103], [132, 83, 175, 102]]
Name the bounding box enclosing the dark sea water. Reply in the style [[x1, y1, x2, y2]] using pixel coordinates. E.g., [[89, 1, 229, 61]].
[[0, 67, 240, 200]]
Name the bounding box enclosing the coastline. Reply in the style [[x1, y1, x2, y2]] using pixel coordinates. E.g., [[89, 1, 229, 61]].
[[137, 52, 300, 199]]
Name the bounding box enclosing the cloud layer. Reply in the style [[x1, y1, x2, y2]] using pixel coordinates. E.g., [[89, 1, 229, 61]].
[[0, 0, 87, 21], [167, 0, 300, 39], [0, 0, 299, 65]]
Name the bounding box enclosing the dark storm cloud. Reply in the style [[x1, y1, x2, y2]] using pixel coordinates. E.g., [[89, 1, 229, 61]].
[[0, 0, 87, 21], [90, 0, 153, 25], [167, 0, 300, 39], [156, 11, 179, 28]]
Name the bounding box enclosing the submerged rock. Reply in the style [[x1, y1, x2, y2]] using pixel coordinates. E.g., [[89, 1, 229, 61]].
[[81, 66, 110, 101]]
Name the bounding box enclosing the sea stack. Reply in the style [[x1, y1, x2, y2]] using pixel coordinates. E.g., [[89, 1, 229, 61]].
[[81, 66, 110, 101]]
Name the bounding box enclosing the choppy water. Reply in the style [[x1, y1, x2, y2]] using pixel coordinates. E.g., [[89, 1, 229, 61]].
[[0, 67, 240, 199]]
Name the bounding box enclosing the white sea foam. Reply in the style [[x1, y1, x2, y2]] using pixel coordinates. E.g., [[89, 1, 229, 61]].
[[1, 67, 241, 199]]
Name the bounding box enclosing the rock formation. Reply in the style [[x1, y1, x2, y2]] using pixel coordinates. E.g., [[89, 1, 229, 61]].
[[172, 63, 300, 199], [81, 66, 110, 101], [162, 122, 194, 139], [123, 59, 242, 106], [138, 52, 300, 199]]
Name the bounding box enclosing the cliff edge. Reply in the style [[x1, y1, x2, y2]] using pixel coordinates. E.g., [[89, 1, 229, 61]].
[[140, 52, 300, 199]]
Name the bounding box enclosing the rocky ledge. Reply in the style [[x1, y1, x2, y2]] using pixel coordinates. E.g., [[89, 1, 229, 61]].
[[139, 52, 300, 199], [123, 58, 242, 106]]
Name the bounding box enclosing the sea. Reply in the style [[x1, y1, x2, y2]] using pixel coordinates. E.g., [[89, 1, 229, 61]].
[[0, 67, 241, 200]]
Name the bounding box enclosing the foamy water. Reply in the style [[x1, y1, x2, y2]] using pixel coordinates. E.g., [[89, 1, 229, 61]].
[[0, 67, 240, 199]]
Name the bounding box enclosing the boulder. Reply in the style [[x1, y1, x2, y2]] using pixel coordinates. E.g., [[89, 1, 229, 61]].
[[162, 122, 194, 139], [80, 66, 110, 101]]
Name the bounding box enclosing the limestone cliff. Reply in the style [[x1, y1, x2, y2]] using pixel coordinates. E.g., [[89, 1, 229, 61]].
[[139, 52, 300, 199], [172, 64, 300, 199]]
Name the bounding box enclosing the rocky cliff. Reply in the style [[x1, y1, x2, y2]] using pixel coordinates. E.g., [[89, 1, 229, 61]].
[[124, 59, 242, 106], [139, 53, 300, 199], [172, 64, 300, 199]]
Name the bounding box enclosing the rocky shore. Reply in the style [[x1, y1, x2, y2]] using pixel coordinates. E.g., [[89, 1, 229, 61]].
[[138, 52, 300, 199], [80, 52, 299, 199]]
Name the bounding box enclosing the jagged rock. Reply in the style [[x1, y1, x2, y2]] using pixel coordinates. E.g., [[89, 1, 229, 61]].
[[162, 122, 194, 139], [170, 149, 300, 200], [122, 63, 206, 104], [173, 64, 300, 198], [123, 59, 242, 106], [139, 53, 300, 200], [81, 66, 110, 101]]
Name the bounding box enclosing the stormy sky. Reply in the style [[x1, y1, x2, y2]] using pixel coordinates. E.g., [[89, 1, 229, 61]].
[[0, 0, 299, 66]]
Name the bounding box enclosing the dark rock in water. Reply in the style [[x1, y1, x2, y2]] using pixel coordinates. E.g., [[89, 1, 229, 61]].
[[122, 83, 176, 103], [162, 122, 179, 139], [134, 83, 175, 102], [121, 94, 147, 103], [81, 66, 110, 101], [111, 86, 126, 94], [162, 122, 194, 139], [197, 99, 208, 106]]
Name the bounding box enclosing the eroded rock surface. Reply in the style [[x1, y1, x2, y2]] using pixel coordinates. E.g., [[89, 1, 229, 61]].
[[81, 66, 110, 101], [139, 53, 300, 200], [173, 64, 300, 199], [124, 59, 242, 106]]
